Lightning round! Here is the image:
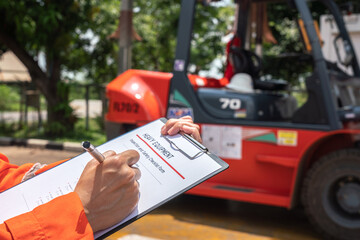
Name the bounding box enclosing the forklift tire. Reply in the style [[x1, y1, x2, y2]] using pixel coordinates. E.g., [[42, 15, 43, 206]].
[[301, 149, 360, 240]]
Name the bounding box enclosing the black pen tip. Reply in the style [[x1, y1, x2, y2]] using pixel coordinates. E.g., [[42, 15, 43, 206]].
[[82, 141, 90, 148]]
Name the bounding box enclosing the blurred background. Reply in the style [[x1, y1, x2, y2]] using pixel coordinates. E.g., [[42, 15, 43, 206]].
[[1, 0, 358, 145], [1, 1, 360, 239]]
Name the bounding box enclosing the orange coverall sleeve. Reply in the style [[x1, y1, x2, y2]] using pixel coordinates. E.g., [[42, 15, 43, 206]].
[[0, 192, 93, 240], [0, 153, 34, 192], [0, 154, 94, 239]]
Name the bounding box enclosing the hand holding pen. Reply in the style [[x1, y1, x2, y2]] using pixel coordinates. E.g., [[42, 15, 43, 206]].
[[75, 143, 141, 232], [75, 117, 201, 232]]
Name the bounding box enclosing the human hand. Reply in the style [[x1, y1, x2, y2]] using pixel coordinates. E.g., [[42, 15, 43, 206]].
[[75, 150, 141, 232], [161, 116, 202, 143]]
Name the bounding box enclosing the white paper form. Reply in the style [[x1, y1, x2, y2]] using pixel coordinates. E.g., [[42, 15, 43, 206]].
[[0, 118, 228, 239]]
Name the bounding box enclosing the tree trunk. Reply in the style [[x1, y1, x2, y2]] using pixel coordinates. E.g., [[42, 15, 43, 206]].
[[44, 57, 75, 136]]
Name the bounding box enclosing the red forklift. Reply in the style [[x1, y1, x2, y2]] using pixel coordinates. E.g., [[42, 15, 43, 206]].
[[105, 0, 360, 239]]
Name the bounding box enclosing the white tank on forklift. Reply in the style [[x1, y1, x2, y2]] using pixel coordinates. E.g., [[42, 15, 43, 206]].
[[320, 13, 360, 75]]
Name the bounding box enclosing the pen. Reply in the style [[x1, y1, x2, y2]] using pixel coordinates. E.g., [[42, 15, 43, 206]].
[[82, 141, 105, 163], [182, 133, 208, 151]]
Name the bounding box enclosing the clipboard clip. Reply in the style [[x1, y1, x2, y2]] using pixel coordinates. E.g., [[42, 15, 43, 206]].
[[162, 133, 208, 160]]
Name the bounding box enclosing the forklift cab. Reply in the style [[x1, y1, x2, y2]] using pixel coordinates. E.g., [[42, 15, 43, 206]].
[[168, 0, 360, 130], [185, 1, 297, 122]]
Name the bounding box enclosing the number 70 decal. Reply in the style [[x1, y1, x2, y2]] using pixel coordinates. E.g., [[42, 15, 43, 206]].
[[220, 98, 241, 110]]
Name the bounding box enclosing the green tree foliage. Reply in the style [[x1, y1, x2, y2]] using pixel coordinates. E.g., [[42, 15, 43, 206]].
[[132, 1, 233, 73], [132, 1, 180, 72], [67, 1, 121, 85], [191, 3, 234, 74], [0, 0, 233, 135], [262, 2, 312, 85], [0, 85, 20, 112], [0, 0, 120, 135]]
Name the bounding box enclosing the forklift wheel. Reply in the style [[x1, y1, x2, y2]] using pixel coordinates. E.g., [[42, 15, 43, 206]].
[[302, 149, 360, 240]]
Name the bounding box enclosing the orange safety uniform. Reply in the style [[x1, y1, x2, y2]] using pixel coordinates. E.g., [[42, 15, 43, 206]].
[[0, 153, 94, 239]]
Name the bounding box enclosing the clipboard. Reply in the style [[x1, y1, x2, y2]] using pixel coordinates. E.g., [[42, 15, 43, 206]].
[[96, 118, 228, 239], [0, 118, 229, 239]]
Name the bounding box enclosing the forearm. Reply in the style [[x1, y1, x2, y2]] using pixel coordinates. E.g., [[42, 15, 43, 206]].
[[1, 192, 93, 240], [0, 156, 68, 193], [0, 161, 34, 192]]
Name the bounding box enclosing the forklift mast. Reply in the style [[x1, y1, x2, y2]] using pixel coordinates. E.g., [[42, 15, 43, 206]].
[[293, 0, 341, 130]]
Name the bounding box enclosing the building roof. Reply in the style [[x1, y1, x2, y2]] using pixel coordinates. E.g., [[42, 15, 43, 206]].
[[0, 51, 31, 83]]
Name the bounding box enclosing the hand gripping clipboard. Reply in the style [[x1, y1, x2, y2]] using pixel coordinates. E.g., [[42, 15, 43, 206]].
[[163, 131, 207, 160]]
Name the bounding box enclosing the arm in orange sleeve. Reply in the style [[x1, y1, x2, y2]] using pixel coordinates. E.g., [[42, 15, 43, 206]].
[[0, 192, 93, 240], [0, 152, 68, 193], [0, 153, 34, 192], [0, 154, 93, 239]]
